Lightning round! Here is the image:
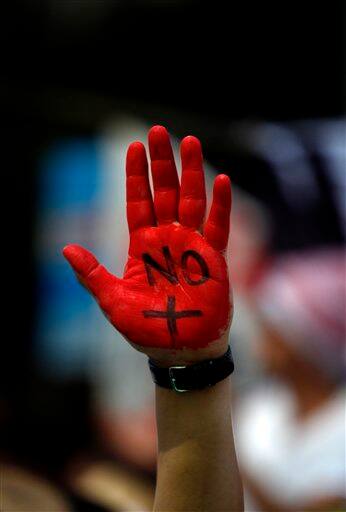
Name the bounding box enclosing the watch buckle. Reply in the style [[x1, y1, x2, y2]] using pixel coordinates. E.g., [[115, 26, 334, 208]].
[[168, 366, 188, 393]]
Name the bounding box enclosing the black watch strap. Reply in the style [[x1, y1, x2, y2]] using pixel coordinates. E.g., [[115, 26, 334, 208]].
[[148, 346, 234, 393]]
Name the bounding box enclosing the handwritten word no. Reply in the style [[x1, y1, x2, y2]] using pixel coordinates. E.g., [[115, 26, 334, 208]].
[[142, 246, 210, 287]]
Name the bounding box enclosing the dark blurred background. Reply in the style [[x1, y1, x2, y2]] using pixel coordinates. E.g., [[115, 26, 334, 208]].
[[1, 1, 345, 511]]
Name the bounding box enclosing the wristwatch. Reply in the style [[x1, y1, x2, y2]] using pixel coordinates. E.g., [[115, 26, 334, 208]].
[[148, 346, 234, 393]]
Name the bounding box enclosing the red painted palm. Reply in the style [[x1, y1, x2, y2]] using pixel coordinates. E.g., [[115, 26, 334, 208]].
[[63, 126, 232, 363]]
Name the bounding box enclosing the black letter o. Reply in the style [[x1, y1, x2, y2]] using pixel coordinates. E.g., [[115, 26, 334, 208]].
[[181, 250, 210, 286]]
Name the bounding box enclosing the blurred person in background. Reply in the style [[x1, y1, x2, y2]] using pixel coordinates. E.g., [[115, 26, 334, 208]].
[[235, 250, 346, 512]]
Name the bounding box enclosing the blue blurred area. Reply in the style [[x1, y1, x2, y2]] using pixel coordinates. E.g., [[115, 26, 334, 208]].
[[38, 140, 100, 211], [35, 139, 101, 376]]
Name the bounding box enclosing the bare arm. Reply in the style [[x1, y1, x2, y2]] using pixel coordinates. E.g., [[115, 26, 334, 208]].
[[63, 125, 243, 512], [154, 376, 243, 512]]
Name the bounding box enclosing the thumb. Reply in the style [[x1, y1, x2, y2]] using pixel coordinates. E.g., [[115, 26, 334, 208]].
[[63, 244, 119, 311]]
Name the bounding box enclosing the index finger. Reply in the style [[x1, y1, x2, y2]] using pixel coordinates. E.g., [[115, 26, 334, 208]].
[[126, 141, 156, 233]]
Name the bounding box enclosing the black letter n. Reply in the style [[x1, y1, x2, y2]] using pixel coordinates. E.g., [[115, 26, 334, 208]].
[[142, 246, 178, 286]]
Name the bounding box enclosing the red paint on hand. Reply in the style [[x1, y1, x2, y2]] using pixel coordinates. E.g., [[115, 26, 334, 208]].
[[63, 126, 232, 351]]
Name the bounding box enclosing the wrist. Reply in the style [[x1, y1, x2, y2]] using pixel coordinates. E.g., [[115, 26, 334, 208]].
[[155, 376, 233, 436], [132, 333, 230, 368]]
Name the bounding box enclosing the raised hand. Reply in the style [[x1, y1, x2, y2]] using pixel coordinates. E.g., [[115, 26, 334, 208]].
[[63, 126, 232, 364]]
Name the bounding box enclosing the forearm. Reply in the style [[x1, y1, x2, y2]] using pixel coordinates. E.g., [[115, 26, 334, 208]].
[[154, 376, 244, 512]]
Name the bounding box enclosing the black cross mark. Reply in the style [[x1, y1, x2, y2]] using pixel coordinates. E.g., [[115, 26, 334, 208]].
[[143, 296, 202, 335]]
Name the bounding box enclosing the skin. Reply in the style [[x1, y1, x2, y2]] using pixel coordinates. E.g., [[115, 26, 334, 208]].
[[154, 378, 243, 512], [64, 125, 243, 511]]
